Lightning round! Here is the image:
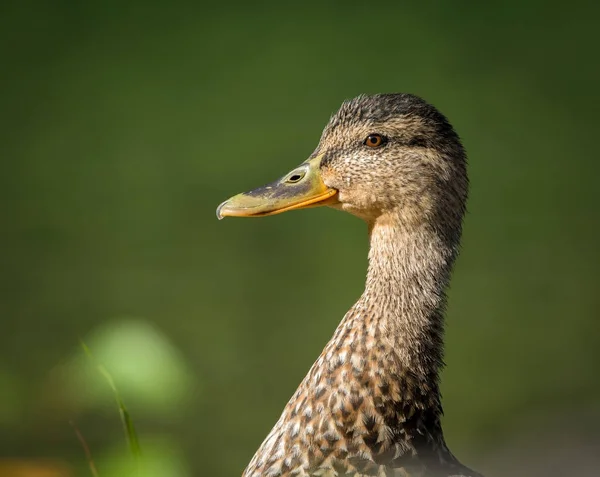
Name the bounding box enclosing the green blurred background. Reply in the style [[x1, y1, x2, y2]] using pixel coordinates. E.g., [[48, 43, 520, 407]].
[[1, 1, 599, 476]]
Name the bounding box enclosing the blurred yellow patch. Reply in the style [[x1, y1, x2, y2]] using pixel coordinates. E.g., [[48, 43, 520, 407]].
[[0, 460, 71, 477]]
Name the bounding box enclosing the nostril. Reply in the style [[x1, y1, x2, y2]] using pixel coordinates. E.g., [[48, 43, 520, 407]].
[[286, 172, 304, 183]]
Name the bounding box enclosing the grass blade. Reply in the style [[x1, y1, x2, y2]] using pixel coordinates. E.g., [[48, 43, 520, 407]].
[[70, 420, 100, 477], [80, 340, 142, 465]]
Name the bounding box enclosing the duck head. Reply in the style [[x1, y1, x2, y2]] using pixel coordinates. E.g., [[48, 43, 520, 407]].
[[217, 93, 467, 231]]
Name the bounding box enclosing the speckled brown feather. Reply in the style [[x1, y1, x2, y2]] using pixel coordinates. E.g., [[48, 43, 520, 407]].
[[242, 94, 482, 477]]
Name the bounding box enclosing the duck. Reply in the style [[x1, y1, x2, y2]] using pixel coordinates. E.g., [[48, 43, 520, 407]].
[[217, 93, 482, 477]]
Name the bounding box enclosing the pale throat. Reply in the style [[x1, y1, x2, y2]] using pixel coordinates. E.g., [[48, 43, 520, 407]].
[[359, 210, 458, 366]]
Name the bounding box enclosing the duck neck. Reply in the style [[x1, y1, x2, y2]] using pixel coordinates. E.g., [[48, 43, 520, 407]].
[[362, 211, 459, 381]]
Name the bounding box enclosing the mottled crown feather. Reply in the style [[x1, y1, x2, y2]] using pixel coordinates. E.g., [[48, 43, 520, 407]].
[[325, 93, 462, 151]]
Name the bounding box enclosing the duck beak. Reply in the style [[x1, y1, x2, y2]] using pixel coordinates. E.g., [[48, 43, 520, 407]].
[[216, 154, 338, 219]]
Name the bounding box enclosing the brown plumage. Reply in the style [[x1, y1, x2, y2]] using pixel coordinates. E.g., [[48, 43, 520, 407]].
[[218, 94, 482, 477]]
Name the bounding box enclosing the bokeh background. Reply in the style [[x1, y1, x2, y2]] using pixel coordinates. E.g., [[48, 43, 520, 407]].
[[1, 1, 599, 476]]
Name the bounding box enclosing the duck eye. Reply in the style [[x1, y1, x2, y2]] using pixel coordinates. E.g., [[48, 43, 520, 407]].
[[364, 133, 385, 148]]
